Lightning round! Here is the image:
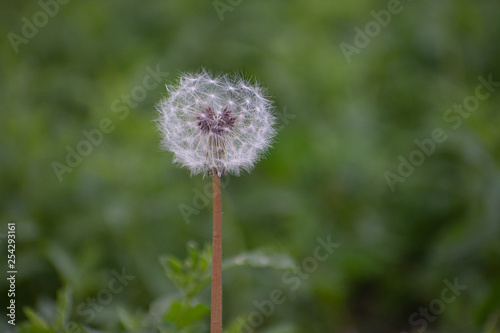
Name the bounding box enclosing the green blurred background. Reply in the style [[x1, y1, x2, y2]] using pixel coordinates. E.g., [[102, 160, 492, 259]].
[[1, 0, 500, 332]]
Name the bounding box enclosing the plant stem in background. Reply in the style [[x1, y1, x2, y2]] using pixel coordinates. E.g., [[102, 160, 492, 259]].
[[211, 171, 222, 333]]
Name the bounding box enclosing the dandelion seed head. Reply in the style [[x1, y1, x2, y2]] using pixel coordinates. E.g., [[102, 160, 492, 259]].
[[156, 70, 276, 176]]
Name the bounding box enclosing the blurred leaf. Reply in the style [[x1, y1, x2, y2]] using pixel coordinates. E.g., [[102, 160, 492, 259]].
[[117, 307, 143, 332], [223, 251, 296, 270], [160, 242, 212, 298], [483, 311, 500, 333], [55, 287, 72, 330], [224, 317, 248, 333], [21, 308, 51, 333], [164, 300, 210, 328], [161, 257, 184, 289]]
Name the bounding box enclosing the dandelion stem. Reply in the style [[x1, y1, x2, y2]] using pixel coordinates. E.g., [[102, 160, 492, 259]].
[[211, 170, 222, 333]]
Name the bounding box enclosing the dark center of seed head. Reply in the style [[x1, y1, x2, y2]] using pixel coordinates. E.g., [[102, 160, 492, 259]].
[[197, 106, 236, 136]]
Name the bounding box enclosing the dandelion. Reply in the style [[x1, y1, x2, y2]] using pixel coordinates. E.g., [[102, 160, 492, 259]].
[[156, 70, 277, 333], [156, 70, 276, 177]]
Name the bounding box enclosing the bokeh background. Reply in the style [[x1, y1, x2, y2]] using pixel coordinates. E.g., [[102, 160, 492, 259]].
[[1, 0, 500, 332]]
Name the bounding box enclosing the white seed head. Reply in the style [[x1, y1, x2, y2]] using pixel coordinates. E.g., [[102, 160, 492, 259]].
[[156, 70, 276, 176]]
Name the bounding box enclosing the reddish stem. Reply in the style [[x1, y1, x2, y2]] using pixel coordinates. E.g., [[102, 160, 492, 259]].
[[211, 172, 222, 333]]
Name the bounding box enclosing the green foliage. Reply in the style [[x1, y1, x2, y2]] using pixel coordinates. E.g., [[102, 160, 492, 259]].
[[1, 0, 500, 332], [20, 288, 90, 333], [159, 242, 212, 300], [18, 243, 295, 332]]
